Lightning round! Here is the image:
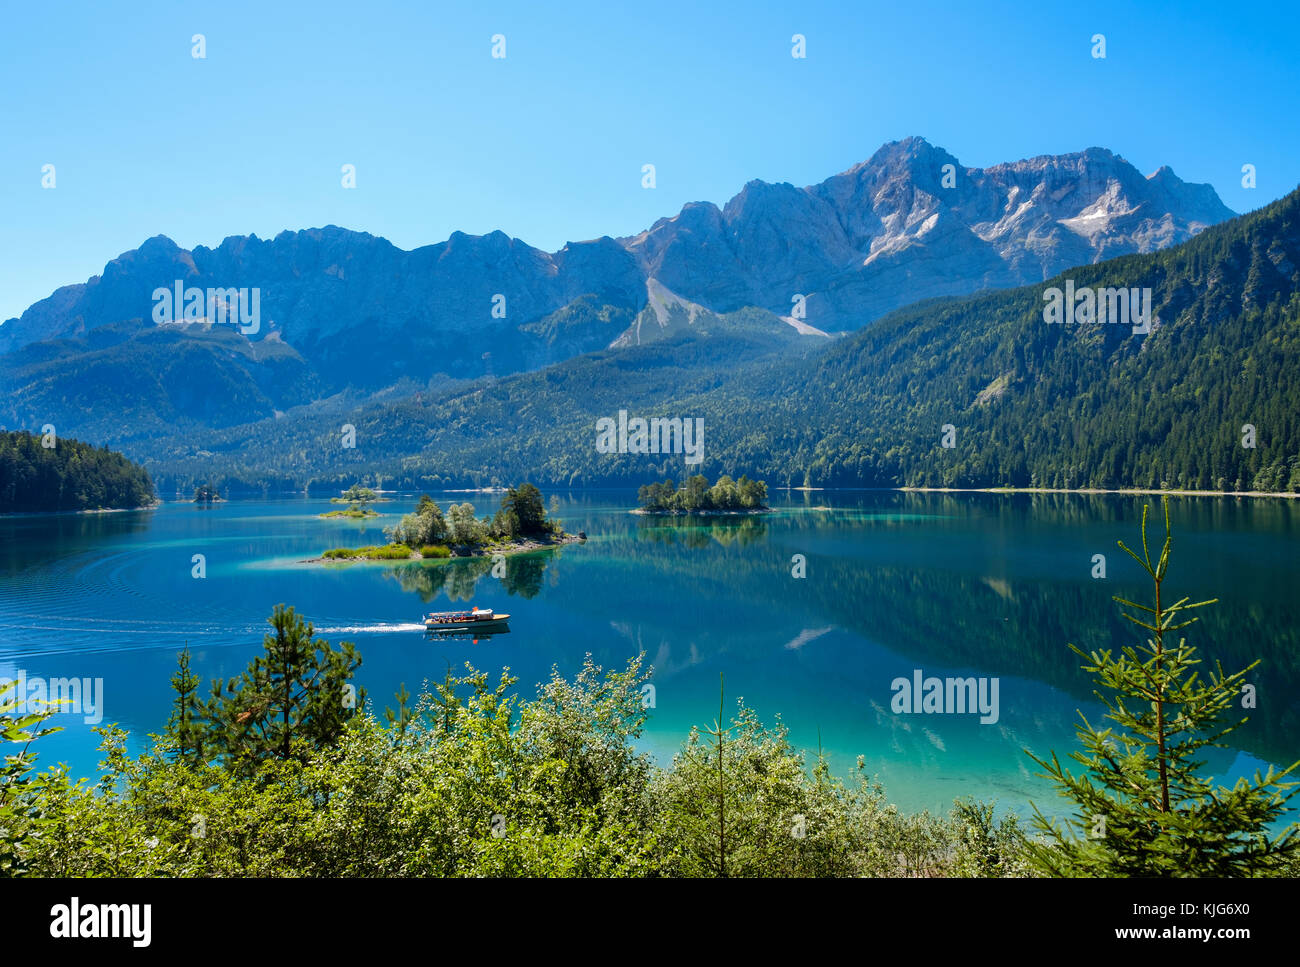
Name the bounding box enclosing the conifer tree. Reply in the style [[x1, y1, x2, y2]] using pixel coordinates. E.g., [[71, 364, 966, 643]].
[[429, 663, 464, 736], [384, 683, 415, 738], [1025, 499, 1300, 876], [166, 644, 205, 765], [204, 604, 365, 774]]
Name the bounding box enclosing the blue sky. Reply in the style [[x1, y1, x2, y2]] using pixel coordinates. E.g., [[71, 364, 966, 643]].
[[2, 0, 1298, 322]]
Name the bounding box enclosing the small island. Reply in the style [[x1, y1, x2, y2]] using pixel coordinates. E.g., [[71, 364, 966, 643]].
[[635, 474, 769, 515], [308, 483, 583, 562], [193, 483, 224, 504], [319, 484, 386, 518]]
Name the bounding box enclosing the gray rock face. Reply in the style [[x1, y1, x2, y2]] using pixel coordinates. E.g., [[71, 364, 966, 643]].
[[624, 137, 1235, 330], [0, 227, 646, 386], [0, 137, 1234, 381]]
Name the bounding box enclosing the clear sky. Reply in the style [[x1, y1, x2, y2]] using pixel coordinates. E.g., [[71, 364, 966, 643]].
[[2, 0, 1297, 323]]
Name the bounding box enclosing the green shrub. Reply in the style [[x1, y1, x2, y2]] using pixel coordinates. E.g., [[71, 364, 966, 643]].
[[322, 545, 412, 560], [419, 544, 451, 559]]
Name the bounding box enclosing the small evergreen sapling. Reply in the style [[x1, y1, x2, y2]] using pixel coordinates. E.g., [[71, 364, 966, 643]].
[[1025, 499, 1300, 876], [166, 644, 205, 765]]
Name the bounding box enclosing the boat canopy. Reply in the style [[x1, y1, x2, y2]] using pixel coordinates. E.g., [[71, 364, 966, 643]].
[[426, 606, 494, 621]]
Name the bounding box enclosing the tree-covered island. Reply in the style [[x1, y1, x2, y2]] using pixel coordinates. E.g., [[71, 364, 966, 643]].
[[193, 483, 223, 504], [636, 474, 769, 514], [319, 484, 388, 518], [310, 483, 583, 561]]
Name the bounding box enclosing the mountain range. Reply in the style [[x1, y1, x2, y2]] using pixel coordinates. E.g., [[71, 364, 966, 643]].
[[0, 137, 1236, 450], [124, 182, 1299, 495], [6, 135, 1289, 495]]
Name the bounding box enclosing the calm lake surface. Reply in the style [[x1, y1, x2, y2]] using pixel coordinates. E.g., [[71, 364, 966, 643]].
[[2, 490, 1297, 822]]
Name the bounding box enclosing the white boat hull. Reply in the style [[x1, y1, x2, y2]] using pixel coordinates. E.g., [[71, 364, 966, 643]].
[[425, 614, 511, 633]]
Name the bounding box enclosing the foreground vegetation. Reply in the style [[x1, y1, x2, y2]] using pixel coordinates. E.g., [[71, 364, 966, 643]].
[[1025, 500, 1299, 875], [0, 429, 155, 513], [0, 633, 1030, 877]]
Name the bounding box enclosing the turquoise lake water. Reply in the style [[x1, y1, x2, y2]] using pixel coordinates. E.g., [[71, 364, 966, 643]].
[[1, 490, 1297, 822]]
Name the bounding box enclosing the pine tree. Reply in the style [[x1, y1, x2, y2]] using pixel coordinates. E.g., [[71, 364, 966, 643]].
[[429, 662, 464, 736], [676, 673, 731, 876], [709, 674, 728, 877], [203, 604, 365, 774], [165, 644, 205, 765], [1025, 499, 1300, 876], [384, 683, 415, 738]]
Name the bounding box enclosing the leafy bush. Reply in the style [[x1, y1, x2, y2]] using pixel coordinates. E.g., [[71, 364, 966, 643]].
[[446, 502, 487, 544], [385, 497, 448, 547], [0, 680, 63, 875]]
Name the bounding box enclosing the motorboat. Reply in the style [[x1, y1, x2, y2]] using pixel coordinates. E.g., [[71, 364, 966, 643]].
[[424, 605, 510, 633]]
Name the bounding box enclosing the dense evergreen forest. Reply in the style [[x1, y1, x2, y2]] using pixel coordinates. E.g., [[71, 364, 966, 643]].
[[0, 429, 155, 513], [774, 187, 1300, 491], [133, 188, 1300, 495]]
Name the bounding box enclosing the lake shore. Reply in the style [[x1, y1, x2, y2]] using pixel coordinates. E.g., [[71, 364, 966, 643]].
[[896, 486, 1300, 499], [0, 499, 162, 518]]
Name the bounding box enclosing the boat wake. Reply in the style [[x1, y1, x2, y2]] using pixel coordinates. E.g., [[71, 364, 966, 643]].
[[315, 623, 428, 634]]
